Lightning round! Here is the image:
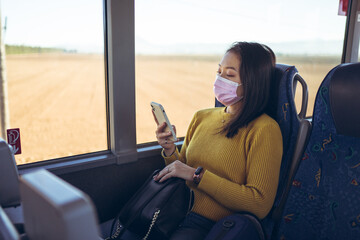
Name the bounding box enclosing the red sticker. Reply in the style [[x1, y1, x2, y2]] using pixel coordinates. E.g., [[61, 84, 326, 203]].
[[7, 128, 22, 155], [338, 0, 348, 16]]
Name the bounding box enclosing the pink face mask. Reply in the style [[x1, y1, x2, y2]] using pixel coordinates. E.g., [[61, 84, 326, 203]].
[[213, 75, 243, 106]]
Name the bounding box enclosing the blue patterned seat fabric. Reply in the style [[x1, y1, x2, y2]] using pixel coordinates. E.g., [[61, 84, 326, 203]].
[[277, 62, 360, 240], [269, 64, 307, 208], [262, 64, 308, 239]]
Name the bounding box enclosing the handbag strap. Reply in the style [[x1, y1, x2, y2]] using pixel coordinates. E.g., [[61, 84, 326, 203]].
[[106, 171, 159, 239], [105, 219, 124, 240], [108, 170, 172, 239], [142, 209, 161, 240], [108, 217, 120, 238], [119, 170, 162, 219], [121, 179, 175, 229]]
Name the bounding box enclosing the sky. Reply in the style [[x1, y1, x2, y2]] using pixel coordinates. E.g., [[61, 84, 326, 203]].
[[1, 0, 347, 55]]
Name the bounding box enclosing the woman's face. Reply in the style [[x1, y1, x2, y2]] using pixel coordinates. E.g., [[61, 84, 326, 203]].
[[217, 51, 244, 98]]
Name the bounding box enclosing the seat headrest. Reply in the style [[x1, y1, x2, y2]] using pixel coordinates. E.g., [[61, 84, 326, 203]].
[[265, 63, 297, 121], [330, 62, 360, 138], [264, 64, 292, 119], [20, 169, 100, 240]]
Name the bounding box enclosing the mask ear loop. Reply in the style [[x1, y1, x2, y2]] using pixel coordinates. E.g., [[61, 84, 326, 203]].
[[233, 83, 244, 104]]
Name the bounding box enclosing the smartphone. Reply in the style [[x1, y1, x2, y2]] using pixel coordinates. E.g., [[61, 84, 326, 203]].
[[151, 102, 177, 141]]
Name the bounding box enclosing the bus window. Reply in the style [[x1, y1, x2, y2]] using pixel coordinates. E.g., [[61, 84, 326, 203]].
[[135, 0, 346, 144], [1, 0, 107, 164]]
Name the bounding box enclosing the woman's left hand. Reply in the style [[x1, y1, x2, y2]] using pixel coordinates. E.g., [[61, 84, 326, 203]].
[[153, 160, 196, 183]]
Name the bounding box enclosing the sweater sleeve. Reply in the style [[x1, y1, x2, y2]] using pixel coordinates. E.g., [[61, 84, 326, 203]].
[[197, 123, 283, 219], [162, 111, 199, 165], [161, 147, 181, 165]]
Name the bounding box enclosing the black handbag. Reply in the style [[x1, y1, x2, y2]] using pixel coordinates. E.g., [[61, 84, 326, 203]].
[[107, 169, 192, 240]]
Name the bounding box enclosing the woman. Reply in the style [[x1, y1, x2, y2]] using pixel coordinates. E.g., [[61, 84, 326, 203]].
[[154, 42, 283, 239]]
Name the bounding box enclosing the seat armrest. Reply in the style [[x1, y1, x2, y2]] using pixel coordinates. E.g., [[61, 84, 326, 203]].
[[272, 119, 312, 222], [0, 206, 20, 240]]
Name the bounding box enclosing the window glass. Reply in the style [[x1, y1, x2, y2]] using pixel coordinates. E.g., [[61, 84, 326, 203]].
[[135, 0, 346, 144], [0, 0, 107, 164]]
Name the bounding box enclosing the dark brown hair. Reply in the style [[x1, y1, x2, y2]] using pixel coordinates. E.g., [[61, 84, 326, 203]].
[[221, 42, 276, 138]]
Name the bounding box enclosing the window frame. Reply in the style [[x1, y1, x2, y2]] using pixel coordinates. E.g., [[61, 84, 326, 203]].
[[342, 0, 360, 63], [18, 0, 359, 175]]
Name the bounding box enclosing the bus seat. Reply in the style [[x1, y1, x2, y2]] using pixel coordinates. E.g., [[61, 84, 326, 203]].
[[0, 138, 25, 238], [267, 64, 309, 210], [277, 62, 360, 240], [0, 138, 20, 208], [264, 64, 311, 239], [19, 169, 101, 240], [0, 206, 20, 240], [214, 64, 311, 239]]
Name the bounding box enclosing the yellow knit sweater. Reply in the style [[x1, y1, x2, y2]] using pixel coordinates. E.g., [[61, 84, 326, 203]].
[[162, 107, 283, 221]]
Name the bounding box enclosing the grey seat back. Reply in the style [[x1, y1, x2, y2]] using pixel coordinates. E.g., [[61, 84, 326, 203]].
[[0, 138, 20, 208], [0, 206, 20, 240], [19, 169, 100, 240]]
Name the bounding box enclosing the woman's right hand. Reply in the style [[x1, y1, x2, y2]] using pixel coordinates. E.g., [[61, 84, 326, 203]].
[[155, 122, 177, 157]]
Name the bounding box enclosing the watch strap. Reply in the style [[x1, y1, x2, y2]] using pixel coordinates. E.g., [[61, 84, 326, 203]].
[[193, 167, 203, 184]]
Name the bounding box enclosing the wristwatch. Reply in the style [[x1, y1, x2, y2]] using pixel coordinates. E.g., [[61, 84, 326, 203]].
[[193, 167, 203, 184]]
